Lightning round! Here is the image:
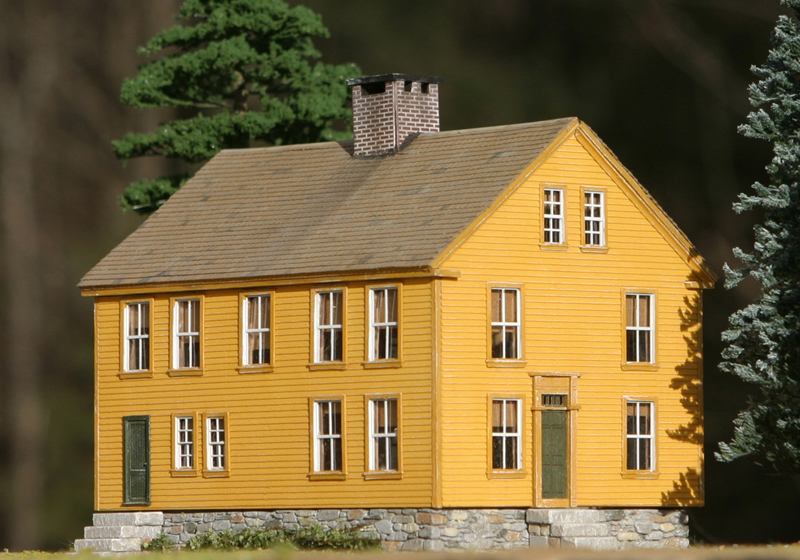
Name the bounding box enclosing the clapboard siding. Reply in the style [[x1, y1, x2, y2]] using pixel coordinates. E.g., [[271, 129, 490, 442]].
[[95, 279, 434, 510], [438, 133, 704, 508]]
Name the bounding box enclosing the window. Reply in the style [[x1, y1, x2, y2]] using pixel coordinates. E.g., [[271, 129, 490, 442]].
[[315, 291, 343, 362], [175, 416, 194, 470], [492, 398, 521, 470], [626, 401, 654, 470], [584, 190, 605, 246], [206, 416, 226, 471], [124, 302, 150, 372], [491, 288, 520, 359], [543, 188, 564, 244], [369, 288, 398, 361], [243, 294, 271, 365], [626, 293, 654, 362], [314, 400, 342, 472], [369, 399, 398, 471], [173, 299, 200, 369]]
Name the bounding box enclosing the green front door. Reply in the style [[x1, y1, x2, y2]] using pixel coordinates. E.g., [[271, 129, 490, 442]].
[[541, 410, 568, 499], [123, 415, 150, 505]]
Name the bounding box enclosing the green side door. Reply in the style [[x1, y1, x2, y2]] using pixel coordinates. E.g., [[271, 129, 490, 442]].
[[541, 410, 568, 499], [123, 415, 150, 505]]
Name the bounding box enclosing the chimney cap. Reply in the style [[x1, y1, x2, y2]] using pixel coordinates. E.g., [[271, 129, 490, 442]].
[[347, 73, 444, 86]]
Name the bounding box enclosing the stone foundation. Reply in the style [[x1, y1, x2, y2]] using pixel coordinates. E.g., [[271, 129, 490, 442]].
[[74, 508, 689, 552]]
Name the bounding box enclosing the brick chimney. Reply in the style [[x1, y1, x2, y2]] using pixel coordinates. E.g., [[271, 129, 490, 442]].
[[347, 73, 442, 157]]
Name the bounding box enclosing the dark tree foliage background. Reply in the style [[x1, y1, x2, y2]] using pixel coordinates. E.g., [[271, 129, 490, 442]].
[[0, 0, 798, 550]]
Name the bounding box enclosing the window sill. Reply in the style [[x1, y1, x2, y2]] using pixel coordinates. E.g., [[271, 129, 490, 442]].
[[170, 469, 198, 478], [486, 359, 528, 368], [203, 469, 230, 478], [362, 360, 403, 369], [168, 368, 204, 377], [237, 365, 273, 375], [307, 362, 347, 371], [539, 243, 569, 252], [308, 472, 347, 481], [363, 470, 403, 480], [486, 470, 528, 479], [579, 245, 609, 254], [621, 362, 659, 372], [621, 471, 660, 480], [122, 501, 151, 507], [118, 371, 153, 380]]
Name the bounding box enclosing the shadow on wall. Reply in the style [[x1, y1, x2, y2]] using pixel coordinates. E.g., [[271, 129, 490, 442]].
[[661, 275, 704, 508]]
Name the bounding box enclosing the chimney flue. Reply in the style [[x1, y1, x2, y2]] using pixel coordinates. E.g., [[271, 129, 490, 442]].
[[347, 73, 443, 157]]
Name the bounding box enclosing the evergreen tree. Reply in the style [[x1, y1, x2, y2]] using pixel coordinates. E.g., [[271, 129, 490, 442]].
[[113, 0, 360, 213], [717, 0, 800, 472]]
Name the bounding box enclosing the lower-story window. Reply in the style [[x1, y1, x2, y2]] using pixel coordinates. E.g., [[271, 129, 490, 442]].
[[175, 416, 194, 470], [626, 401, 654, 471], [206, 416, 226, 471], [314, 400, 342, 472], [492, 398, 521, 469], [369, 398, 398, 471]]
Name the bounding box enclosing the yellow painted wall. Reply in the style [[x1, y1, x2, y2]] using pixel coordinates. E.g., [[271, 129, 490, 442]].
[[437, 131, 704, 508], [95, 279, 434, 511]]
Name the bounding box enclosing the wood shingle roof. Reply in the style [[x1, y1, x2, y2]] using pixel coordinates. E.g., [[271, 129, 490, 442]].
[[79, 117, 576, 289]]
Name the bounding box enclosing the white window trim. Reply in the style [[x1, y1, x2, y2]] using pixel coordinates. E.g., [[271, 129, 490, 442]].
[[123, 301, 150, 372], [173, 298, 200, 369], [175, 416, 195, 470], [205, 416, 226, 471], [368, 287, 398, 361], [626, 293, 655, 363], [313, 400, 342, 472], [492, 398, 522, 470], [491, 288, 521, 359], [626, 401, 655, 471], [543, 188, 564, 244], [314, 291, 343, 363], [583, 190, 605, 246], [243, 294, 271, 366], [369, 398, 399, 472]]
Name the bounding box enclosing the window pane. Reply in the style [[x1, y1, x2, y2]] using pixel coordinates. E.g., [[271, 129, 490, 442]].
[[639, 296, 651, 327], [387, 400, 397, 432], [491, 290, 501, 322], [389, 437, 398, 470], [247, 297, 259, 330], [388, 326, 398, 359], [504, 290, 517, 322], [141, 339, 149, 370], [505, 400, 518, 432], [374, 400, 386, 433], [492, 400, 502, 432], [260, 296, 270, 329], [640, 440, 651, 470], [626, 331, 637, 362], [128, 340, 139, 370], [332, 292, 343, 324], [640, 403, 651, 435], [626, 295, 636, 327], [627, 403, 636, 434], [375, 327, 386, 359], [374, 290, 385, 322], [639, 331, 651, 362], [319, 293, 330, 325], [491, 327, 503, 358], [178, 301, 188, 333], [319, 404, 331, 436], [505, 328, 517, 358], [377, 438, 387, 470], [331, 402, 341, 434], [492, 436, 503, 469], [387, 289, 398, 322], [333, 330, 342, 361], [505, 436, 517, 468], [189, 301, 199, 332], [627, 439, 638, 470]]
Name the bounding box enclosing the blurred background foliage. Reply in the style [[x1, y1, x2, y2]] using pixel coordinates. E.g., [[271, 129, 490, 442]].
[[0, 0, 798, 551]]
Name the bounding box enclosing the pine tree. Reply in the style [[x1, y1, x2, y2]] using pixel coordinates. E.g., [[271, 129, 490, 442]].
[[113, 0, 360, 213], [717, 0, 800, 472]]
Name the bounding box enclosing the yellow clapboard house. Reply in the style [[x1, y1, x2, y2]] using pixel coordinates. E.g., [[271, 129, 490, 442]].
[[77, 74, 715, 551]]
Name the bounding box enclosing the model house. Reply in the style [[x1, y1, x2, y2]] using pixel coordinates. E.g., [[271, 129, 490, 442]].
[[76, 74, 715, 552]]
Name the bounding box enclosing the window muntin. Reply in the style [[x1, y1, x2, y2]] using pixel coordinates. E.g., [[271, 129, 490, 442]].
[[543, 188, 564, 244], [626, 401, 654, 470], [584, 191, 605, 246], [626, 294, 654, 363], [492, 398, 521, 470], [315, 291, 343, 362], [124, 302, 150, 372], [369, 288, 398, 361], [174, 299, 200, 369], [243, 294, 271, 365], [175, 416, 194, 470], [369, 398, 398, 471], [491, 288, 521, 359], [206, 416, 226, 471], [314, 400, 343, 472]]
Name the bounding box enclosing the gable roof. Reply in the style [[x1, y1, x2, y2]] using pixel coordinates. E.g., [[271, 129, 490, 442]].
[[79, 117, 577, 290]]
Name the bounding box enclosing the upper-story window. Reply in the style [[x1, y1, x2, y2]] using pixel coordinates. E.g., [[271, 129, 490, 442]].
[[369, 398, 399, 471], [124, 301, 150, 372], [243, 294, 271, 366], [543, 188, 564, 244], [173, 299, 200, 369], [369, 287, 398, 361], [626, 401, 654, 471], [583, 190, 605, 246], [315, 291, 343, 363], [491, 288, 521, 359], [626, 293, 654, 363], [314, 400, 343, 472], [492, 398, 521, 470]]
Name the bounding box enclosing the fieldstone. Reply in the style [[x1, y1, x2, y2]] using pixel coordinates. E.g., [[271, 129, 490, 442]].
[[368, 509, 388, 519], [168, 526, 182, 534], [245, 518, 264, 528], [348, 509, 366, 521], [212, 520, 231, 531], [203, 513, 215, 523], [280, 512, 297, 523], [487, 514, 504, 524], [264, 520, 282, 530], [402, 522, 419, 533], [231, 524, 246, 533], [416, 512, 447, 525], [505, 530, 522, 542], [423, 539, 445, 551], [646, 531, 664, 541], [388, 532, 409, 542], [450, 510, 469, 522], [382, 541, 402, 551], [393, 515, 414, 523], [443, 527, 460, 537], [318, 510, 340, 522], [617, 531, 640, 541], [529, 525, 541, 536], [171, 514, 186, 523], [295, 510, 314, 517], [660, 523, 676, 533], [651, 515, 669, 523], [231, 514, 245, 523], [529, 536, 549, 548], [635, 522, 653, 534], [184, 522, 197, 534], [197, 523, 211, 533], [401, 538, 424, 551], [375, 520, 393, 535]]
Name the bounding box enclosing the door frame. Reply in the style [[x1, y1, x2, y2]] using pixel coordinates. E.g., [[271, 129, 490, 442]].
[[530, 372, 579, 508], [123, 415, 151, 506]]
